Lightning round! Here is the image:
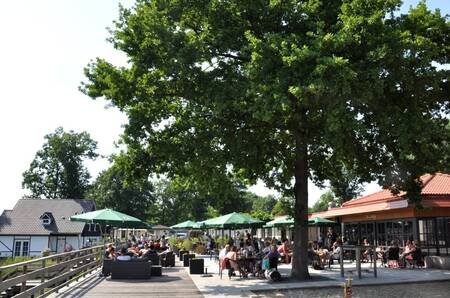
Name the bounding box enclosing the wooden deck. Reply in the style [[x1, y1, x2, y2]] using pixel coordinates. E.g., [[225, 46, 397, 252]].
[[52, 266, 203, 298]]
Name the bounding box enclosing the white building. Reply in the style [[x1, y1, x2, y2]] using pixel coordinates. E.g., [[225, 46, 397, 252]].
[[0, 199, 101, 257]]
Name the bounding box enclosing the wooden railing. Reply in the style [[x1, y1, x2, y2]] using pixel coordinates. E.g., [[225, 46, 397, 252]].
[[0, 245, 103, 298]]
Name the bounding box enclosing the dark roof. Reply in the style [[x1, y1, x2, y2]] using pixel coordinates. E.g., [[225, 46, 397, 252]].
[[0, 199, 95, 235]]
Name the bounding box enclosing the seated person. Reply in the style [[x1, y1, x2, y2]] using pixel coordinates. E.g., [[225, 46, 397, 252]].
[[139, 243, 151, 257], [105, 246, 116, 259], [386, 240, 400, 268], [328, 240, 342, 268], [225, 246, 248, 277], [207, 237, 216, 252], [265, 245, 281, 270], [117, 247, 132, 261], [400, 240, 416, 266], [262, 241, 271, 255], [308, 241, 321, 267], [219, 244, 231, 260], [104, 243, 114, 258], [362, 238, 373, 262], [158, 243, 173, 256], [277, 239, 292, 263], [128, 243, 140, 256], [160, 235, 167, 249]]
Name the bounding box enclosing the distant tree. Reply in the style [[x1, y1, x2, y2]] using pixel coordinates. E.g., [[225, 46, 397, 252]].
[[271, 197, 294, 216], [311, 191, 336, 213], [88, 154, 154, 221], [205, 205, 220, 219], [22, 127, 98, 199], [252, 195, 277, 213], [328, 166, 363, 205], [250, 210, 274, 222]]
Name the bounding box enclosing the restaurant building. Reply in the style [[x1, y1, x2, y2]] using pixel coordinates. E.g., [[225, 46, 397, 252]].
[[312, 173, 450, 256]]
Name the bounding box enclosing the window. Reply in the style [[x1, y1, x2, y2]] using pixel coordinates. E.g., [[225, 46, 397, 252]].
[[14, 240, 30, 257], [41, 213, 52, 225], [88, 223, 97, 232]]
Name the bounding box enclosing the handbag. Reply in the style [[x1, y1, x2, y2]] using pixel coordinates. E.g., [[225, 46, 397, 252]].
[[262, 258, 269, 270]]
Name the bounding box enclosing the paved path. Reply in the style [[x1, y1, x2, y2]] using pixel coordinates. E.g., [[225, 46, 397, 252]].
[[187, 256, 450, 298], [251, 280, 450, 298], [52, 266, 203, 298]]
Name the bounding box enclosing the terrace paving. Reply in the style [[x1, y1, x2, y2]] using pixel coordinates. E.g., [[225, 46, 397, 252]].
[[50, 255, 450, 298], [187, 256, 450, 298]]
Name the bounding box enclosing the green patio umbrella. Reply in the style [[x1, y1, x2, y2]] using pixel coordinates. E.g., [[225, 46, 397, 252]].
[[70, 208, 148, 228], [170, 220, 201, 229], [272, 216, 294, 227], [308, 217, 336, 226], [203, 212, 264, 229], [263, 215, 292, 228]]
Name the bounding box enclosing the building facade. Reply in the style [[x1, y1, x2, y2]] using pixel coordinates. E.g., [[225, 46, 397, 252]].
[[0, 199, 101, 257], [312, 173, 450, 256]]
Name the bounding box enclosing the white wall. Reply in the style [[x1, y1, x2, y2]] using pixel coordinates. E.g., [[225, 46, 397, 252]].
[[30, 236, 48, 256], [65, 236, 80, 251], [0, 236, 13, 257]]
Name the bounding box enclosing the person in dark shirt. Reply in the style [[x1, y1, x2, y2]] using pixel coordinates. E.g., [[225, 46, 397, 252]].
[[326, 227, 337, 250]]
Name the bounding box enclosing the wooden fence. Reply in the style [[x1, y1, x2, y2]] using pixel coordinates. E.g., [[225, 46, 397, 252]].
[[0, 245, 103, 298]]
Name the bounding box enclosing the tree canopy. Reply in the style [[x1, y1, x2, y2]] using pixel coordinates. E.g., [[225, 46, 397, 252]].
[[88, 153, 154, 221], [22, 127, 98, 199], [311, 190, 336, 213], [82, 0, 449, 279]]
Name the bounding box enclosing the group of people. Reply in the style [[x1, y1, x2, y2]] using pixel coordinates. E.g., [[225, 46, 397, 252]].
[[377, 239, 421, 268], [104, 237, 172, 261], [218, 234, 294, 278]]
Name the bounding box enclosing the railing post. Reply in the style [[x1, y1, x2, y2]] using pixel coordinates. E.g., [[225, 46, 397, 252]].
[[340, 246, 344, 278], [21, 265, 27, 292], [40, 259, 46, 295], [373, 245, 377, 278], [355, 246, 361, 279]]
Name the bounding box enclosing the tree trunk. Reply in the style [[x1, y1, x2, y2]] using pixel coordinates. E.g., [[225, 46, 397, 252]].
[[291, 126, 310, 280]]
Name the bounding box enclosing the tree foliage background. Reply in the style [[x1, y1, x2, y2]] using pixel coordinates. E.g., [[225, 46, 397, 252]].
[[22, 127, 98, 199]]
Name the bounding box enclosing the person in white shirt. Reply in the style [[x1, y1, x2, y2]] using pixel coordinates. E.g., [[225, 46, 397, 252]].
[[219, 244, 231, 260], [328, 240, 342, 268]]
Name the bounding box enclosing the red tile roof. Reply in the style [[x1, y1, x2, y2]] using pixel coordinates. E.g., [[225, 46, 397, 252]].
[[342, 173, 450, 208]]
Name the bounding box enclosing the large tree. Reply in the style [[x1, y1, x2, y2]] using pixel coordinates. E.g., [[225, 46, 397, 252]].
[[23, 127, 98, 199], [88, 154, 154, 221], [82, 0, 449, 279]]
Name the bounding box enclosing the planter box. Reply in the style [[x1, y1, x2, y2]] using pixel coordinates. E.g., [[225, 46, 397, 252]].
[[425, 256, 450, 270], [183, 254, 195, 267], [189, 258, 204, 274]]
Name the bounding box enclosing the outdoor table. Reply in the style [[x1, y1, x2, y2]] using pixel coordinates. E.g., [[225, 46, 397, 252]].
[[237, 255, 261, 276]]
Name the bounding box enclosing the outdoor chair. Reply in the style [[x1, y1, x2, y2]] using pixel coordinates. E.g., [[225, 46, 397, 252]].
[[147, 254, 160, 265], [110, 260, 152, 279], [219, 258, 237, 279], [101, 259, 113, 276], [387, 247, 400, 268], [161, 251, 175, 267], [183, 253, 195, 267], [406, 248, 424, 269]]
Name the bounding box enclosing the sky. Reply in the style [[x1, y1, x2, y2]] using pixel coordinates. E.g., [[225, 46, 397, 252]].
[[0, 0, 448, 213]]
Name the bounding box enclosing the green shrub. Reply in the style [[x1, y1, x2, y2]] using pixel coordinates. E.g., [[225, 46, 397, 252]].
[[41, 248, 51, 257], [195, 244, 206, 255], [182, 239, 193, 251]]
